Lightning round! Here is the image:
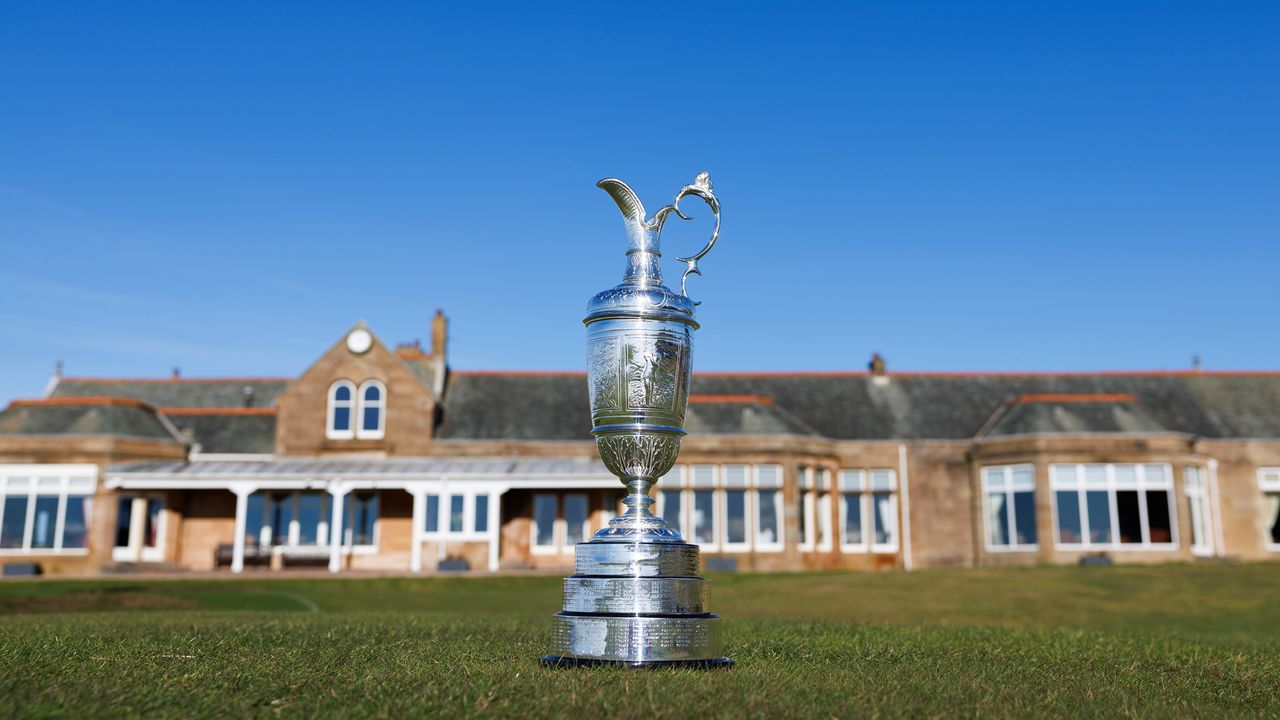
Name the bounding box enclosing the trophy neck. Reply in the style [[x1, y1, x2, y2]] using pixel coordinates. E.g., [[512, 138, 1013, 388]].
[[621, 218, 663, 287]]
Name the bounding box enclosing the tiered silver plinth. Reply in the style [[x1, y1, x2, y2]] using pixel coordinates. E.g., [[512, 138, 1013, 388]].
[[542, 541, 732, 668]]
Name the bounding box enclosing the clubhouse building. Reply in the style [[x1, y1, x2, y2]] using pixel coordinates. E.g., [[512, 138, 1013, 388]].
[[1, 311, 1278, 576]]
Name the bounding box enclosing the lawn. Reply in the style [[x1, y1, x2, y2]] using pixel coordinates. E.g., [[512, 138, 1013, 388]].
[[2, 563, 1279, 718]]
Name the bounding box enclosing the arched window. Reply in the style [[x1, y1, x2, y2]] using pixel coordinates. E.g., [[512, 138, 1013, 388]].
[[326, 380, 355, 439], [356, 380, 386, 439]]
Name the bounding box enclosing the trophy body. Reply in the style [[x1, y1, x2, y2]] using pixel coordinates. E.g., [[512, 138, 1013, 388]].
[[543, 173, 732, 668]]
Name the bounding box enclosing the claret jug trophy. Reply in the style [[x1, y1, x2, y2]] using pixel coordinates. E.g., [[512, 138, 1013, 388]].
[[542, 173, 732, 668]]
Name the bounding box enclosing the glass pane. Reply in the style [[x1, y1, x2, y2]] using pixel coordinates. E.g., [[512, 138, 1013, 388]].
[[693, 490, 715, 543], [1050, 465, 1075, 487], [425, 495, 439, 533], [1143, 465, 1168, 486], [843, 493, 863, 544], [362, 407, 380, 431], [839, 470, 864, 492], [872, 493, 894, 546], [1013, 490, 1037, 546], [757, 490, 779, 545], [29, 496, 57, 549], [61, 496, 90, 549], [1084, 465, 1107, 487], [449, 495, 465, 533], [334, 385, 351, 401], [270, 493, 292, 545], [246, 493, 265, 546], [144, 498, 163, 548], [1114, 465, 1138, 487], [1116, 490, 1142, 544], [297, 494, 323, 545], [1187, 495, 1206, 549], [798, 492, 809, 543], [1145, 491, 1172, 543], [1010, 466, 1034, 491], [115, 497, 133, 547], [662, 491, 682, 535], [363, 385, 381, 401], [1184, 466, 1204, 490], [564, 494, 587, 545], [724, 466, 748, 487], [0, 497, 26, 549], [1056, 491, 1083, 544], [1269, 494, 1280, 544], [474, 495, 489, 533], [533, 494, 556, 546], [985, 467, 1007, 491], [987, 492, 1008, 546], [725, 490, 746, 544], [346, 493, 378, 546], [757, 465, 781, 488], [869, 470, 894, 491], [1086, 490, 1112, 544], [333, 407, 351, 431], [691, 466, 716, 488]]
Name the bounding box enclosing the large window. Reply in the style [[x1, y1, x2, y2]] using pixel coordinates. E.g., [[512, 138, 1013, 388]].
[[838, 469, 898, 553], [982, 465, 1038, 551], [344, 492, 379, 547], [356, 380, 386, 439], [252, 491, 333, 547], [1051, 464, 1176, 549], [529, 492, 588, 554], [0, 467, 95, 555], [425, 491, 493, 541], [1185, 466, 1213, 556], [657, 464, 786, 553], [1260, 468, 1280, 551], [326, 381, 356, 439]]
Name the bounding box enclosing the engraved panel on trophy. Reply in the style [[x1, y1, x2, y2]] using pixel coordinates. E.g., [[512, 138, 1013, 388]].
[[588, 337, 621, 412], [624, 337, 682, 411]]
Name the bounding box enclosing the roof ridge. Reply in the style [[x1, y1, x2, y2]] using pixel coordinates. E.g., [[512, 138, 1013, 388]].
[[8, 396, 159, 412], [452, 369, 1280, 378], [158, 407, 278, 416]]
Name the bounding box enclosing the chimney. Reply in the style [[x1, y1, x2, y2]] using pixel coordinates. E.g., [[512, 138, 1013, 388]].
[[1192, 353, 1202, 372], [243, 386, 255, 408], [172, 367, 182, 380], [396, 340, 427, 360], [431, 309, 448, 360], [868, 352, 887, 376]]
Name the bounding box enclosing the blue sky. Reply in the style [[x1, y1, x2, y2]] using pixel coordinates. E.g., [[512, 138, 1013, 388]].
[[1, 2, 1277, 402]]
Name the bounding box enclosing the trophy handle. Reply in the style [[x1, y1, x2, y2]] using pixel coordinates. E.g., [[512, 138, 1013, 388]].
[[654, 172, 720, 299]]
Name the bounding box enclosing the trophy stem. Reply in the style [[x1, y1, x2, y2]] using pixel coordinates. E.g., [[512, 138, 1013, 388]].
[[592, 475, 683, 542]]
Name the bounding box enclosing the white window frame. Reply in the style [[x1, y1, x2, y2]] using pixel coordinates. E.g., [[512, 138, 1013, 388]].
[[0, 465, 97, 557], [426, 490, 494, 543], [838, 469, 899, 553], [259, 491, 332, 549], [816, 469, 833, 552], [326, 380, 356, 439], [720, 465, 752, 553], [981, 464, 1040, 552], [656, 467, 685, 539], [111, 492, 168, 562], [1049, 463, 1178, 551], [753, 465, 785, 552], [1259, 468, 1280, 552], [689, 465, 720, 552], [341, 491, 381, 549], [355, 380, 387, 440], [798, 467, 815, 551], [1184, 466, 1213, 557]]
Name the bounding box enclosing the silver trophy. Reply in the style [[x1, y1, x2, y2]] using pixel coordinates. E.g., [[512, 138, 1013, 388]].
[[542, 173, 732, 668]]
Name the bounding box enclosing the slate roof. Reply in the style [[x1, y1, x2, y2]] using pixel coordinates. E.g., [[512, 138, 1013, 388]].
[[111, 456, 609, 477], [51, 378, 289, 408], [979, 396, 1171, 438], [437, 371, 1280, 441], [0, 399, 181, 442], [164, 414, 277, 454]]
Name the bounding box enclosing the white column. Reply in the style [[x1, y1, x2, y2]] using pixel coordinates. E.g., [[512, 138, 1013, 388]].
[[328, 484, 348, 573], [898, 444, 913, 572], [487, 489, 503, 572], [410, 491, 424, 573], [230, 484, 256, 574], [128, 496, 146, 562]]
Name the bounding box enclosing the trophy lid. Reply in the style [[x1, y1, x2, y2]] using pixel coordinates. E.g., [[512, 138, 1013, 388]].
[[584, 174, 719, 328]]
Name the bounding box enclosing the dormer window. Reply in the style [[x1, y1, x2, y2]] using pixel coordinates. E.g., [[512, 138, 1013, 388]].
[[357, 380, 386, 439], [326, 381, 356, 439]]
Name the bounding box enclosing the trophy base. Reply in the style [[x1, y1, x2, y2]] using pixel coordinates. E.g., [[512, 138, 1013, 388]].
[[540, 656, 735, 670], [543, 541, 732, 669]]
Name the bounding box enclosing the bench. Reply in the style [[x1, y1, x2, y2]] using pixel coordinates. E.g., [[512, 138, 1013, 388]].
[[214, 543, 271, 568]]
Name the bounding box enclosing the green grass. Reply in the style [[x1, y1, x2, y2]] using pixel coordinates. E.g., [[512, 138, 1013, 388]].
[[2, 563, 1279, 718]]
